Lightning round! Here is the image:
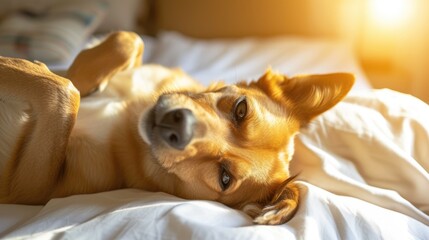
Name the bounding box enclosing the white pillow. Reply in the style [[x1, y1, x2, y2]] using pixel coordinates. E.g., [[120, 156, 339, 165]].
[[0, 0, 54, 16], [0, 1, 107, 63], [96, 0, 144, 32]]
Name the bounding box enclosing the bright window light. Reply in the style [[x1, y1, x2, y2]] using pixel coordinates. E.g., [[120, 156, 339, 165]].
[[369, 0, 412, 27]]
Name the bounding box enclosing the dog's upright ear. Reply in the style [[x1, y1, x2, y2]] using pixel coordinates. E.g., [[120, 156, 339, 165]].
[[255, 69, 355, 125]]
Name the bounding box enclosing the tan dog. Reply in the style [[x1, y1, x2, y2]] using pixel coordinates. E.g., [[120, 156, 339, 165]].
[[0, 32, 354, 225]]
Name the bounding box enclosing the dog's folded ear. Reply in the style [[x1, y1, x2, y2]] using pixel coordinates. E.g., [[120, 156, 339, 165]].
[[255, 69, 355, 125], [242, 177, 299, 225]]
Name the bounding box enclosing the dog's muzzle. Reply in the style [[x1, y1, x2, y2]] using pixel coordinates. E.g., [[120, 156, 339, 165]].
[[157, 108, 196, 150]]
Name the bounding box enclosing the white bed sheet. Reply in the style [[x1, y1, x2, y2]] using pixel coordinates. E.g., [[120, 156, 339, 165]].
[[147, 32, 371, 90], [2, 32, 428, 239]]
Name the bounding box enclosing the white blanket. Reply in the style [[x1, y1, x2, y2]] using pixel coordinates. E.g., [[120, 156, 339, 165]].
[[292, 89, 429, 226], [1, 89, 428, 239]]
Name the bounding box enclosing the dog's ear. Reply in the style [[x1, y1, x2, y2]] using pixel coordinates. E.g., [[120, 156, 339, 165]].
[[242, 177, 299, 225], [255, 69, 354, 125]]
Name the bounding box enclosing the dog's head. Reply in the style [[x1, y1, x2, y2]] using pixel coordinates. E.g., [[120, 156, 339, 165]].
[[140, 69, 354, 224]]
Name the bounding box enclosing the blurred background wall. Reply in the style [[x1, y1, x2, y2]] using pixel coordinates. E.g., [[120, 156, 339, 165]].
[[358, 0, 429, 103]]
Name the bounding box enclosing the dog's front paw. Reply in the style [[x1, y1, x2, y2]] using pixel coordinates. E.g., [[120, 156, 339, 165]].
[[253, 198, 298, 225], [249, 178, 300, 225]]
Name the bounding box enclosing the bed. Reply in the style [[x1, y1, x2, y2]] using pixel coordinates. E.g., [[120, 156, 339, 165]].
[[0, 0, 428, 239]]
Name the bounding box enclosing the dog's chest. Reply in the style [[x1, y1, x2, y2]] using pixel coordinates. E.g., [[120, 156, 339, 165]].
[[74, 97, 127, 144]]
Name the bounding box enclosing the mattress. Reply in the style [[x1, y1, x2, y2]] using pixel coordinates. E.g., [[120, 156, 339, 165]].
[[1, 32, 428, 239]]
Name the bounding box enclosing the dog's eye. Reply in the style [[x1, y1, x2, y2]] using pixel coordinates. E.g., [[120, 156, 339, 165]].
[[233, 96, 247, 122], [219, 166, 231, 191]]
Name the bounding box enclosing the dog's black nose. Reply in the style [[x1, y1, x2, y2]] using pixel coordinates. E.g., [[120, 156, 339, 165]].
[[158, 108, 196, 150]]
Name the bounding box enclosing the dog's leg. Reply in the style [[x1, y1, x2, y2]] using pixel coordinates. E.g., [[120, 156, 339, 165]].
[[67, 31, 144, 96], [0, 57, 80, 204], [243, 178, 300, 225]]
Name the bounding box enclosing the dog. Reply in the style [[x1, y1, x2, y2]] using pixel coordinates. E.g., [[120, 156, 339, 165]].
[[0, 31, 354, 225]]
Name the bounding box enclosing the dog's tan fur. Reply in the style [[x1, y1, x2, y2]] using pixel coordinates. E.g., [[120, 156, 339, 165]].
[[0, 32, 354, 225]]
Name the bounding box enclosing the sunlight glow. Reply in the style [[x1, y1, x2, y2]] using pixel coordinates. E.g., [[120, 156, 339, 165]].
[[369, 0, 412, 27]]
